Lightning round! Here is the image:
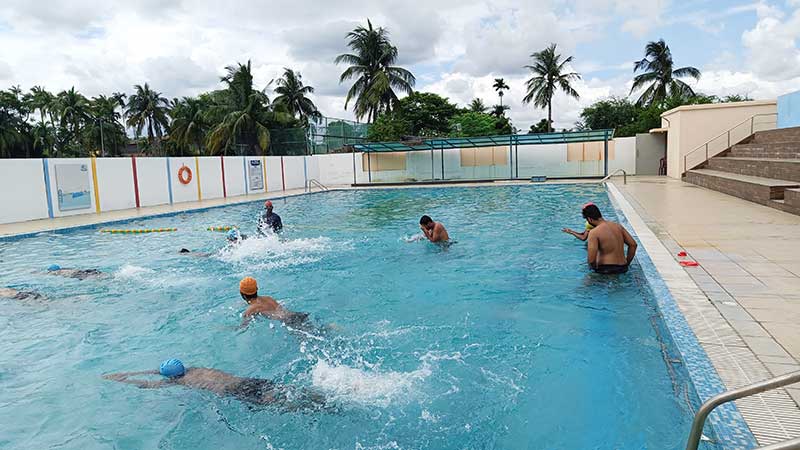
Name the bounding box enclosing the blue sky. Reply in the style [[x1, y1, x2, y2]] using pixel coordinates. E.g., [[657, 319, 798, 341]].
[[1, 0, 799, 129]]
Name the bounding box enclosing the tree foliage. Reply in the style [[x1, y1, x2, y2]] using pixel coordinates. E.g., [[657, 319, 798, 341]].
[[523, 43, 580, 132], [631, 39, 701, 106]]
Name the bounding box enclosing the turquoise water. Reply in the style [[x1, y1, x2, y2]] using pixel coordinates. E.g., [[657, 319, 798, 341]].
[[1, 185, 702, 449]]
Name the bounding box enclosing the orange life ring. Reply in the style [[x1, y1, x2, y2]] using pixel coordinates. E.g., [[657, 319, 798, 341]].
[[178, 166, 192, 185]]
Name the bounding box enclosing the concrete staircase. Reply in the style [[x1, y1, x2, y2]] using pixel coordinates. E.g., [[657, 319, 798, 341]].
[[685, 127, 800, 215]]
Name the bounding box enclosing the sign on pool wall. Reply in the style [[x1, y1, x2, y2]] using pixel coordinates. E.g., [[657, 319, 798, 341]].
[[55, 163, 92, 211], [248, 159, 264, 190]]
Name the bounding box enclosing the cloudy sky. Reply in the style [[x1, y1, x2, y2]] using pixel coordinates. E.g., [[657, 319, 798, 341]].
[[2, 0, 800, 130]]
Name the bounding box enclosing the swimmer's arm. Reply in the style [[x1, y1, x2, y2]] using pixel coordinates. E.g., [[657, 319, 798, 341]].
[[103, 370, 168, 388], [587, 233, 599, 268], [562, 228, 588, 241], [622, 227, 638, 265], [240, 308, 257, 328]]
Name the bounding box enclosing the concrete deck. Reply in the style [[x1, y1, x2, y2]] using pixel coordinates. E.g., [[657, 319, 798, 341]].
[[613, 176, 800, 445]]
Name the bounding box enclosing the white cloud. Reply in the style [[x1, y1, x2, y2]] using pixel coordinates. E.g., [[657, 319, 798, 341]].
[[741, 4, 800, 80]]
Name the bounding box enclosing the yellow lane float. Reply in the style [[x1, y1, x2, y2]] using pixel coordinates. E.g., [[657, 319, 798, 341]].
[[100, 228, 178, 234], [207, 226, 236, 231]]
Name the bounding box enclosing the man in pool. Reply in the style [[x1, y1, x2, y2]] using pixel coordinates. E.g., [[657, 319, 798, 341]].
[[583, 204, 638, 274], [0, 287, 45, 301], [45, 264, 107, 280], [419, 215, 449, 243], [103, 360, 326, 410], [226, 229, 248, 245], [258, 200, 283, 234], [562, 202, 597, 241], [238, 277, 309, 329]]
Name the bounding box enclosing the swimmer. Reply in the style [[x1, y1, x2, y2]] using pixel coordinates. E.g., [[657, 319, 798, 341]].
[[258, 200, 283, 234], [0, 287, 45, 301], [45, 264, 107, 280], [238, 277, 309, 329], [419, 215, 449, 243], [178, 248, 211, 257], [103, 359, 327, 411], [584, 204, 638, 274], [226, 229, 248, 244], [562, 202, 597, 241]]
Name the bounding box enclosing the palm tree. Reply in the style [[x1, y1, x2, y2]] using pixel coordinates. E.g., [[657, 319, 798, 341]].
[[206, 61, 291, 155], [55, 87, 91, 155], [523, 43, 581, 132], [125, 83, 170, 154], [631, 39, 700, 106], [90, 95, 127, 155], [493, 78, 509, 107], [335, 20, 415, 122], [468, 98, 487, 113], [169, 97, 209, 155], [25, 86, 55, 155], [273, 68, 321, 124], [491, 104, 510, 118]]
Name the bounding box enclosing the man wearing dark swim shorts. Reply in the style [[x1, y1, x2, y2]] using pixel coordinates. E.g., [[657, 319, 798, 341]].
[[583, 204, 637, 274]]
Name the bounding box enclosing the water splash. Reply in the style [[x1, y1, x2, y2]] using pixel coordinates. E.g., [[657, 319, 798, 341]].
[[215, 234, 343, 269]]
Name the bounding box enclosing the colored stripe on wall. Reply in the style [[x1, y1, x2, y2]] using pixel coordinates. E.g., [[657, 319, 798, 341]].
[[166, 158, 174, 204], [303, 156, 308, 190], [242, 157, 249, 195], [280, 156, 286, 191], [90, 157, 101, 213], [131, 157, 141, 208], [194, 156, 202, 201], [261, 156, 267, 192], [41, 158, 54, 218], [220, 156, 227, 198]]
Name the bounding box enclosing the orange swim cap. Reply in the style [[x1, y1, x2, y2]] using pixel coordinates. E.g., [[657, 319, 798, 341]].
[[239, 277, 258, 295]]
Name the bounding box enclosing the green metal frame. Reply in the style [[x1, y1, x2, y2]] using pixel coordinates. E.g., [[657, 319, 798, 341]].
[[353, 129, 614, 153]]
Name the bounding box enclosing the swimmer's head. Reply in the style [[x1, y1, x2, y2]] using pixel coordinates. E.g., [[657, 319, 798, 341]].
[[227, 229, 241, 242], [47, 264, 61, 272], [419, 215, 434, 230], [239, 276, 258, 300], [159, 359, 185, 378], [264, 200, 273, 211], [179, 248, 191, 254], [582, 204, 602, 224]]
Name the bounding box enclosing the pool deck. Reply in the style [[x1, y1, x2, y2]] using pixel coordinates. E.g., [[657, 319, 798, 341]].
[[612, 176, 800, 446]]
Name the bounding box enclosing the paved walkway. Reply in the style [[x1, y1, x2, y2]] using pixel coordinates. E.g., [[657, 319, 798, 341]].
[[613, 176, 800, 444]]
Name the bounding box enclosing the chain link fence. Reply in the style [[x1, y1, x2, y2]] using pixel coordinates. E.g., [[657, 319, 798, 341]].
[[267, 117, 368, 156]]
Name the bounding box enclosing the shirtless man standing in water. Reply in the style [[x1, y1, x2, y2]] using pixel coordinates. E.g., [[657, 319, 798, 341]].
[[419, 215, 449, 243], [583, 204, 637, 274]]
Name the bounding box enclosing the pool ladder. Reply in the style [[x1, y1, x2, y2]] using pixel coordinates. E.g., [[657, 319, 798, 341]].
[[686, 370, 800, 450], [306, 179, 329, 192], [600, 168, 627, 185]]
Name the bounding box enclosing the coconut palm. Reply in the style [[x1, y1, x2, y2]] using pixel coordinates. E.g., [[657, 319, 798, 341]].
[[273, 68, 321, 124], [468, 98, 487, 113], [169, 97, 209, 155], [24, 86, 55, 155], [522, 43, 581, 132], [206, 61, 291, 155], [335, 20, 415, 122], [54, 87, 91, 155], [493, 78, 509, 107], [125, 83, 170, 153], [90, 95, 127, 155], [631, 39, 700, 106]]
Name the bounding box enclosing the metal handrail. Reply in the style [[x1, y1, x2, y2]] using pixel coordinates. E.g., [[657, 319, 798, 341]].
[[600, 168, 627, 185], [686, 370, 800, 450], [306, 179, 329, 192], [682, 112, 778, 175]]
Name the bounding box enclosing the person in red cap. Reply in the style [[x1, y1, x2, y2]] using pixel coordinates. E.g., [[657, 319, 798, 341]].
[[562, 202, 596, 241], [238, 277, 307, 328], [258, 200, 283, 234]]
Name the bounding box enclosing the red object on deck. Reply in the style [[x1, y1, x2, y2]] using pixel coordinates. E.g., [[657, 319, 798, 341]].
[[677, 251, 687, 257], [131, 156, 141, 208], [679, 261, 699, 267]]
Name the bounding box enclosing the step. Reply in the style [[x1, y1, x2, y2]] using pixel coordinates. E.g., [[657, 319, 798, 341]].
[[706, 157, 800, 183], [787, 188, 800, 208], [752, 126, 800, 144], [730, 142, 800, 159], [685, 169, 800, 204], [770, 198, 800, 216]]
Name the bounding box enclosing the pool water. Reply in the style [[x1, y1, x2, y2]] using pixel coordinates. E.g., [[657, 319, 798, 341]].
[[1, 185, 705, 449]]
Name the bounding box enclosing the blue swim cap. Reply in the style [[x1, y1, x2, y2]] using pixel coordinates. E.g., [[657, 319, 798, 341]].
[[47, 264, 61, 272], [159, 359, 185, 378], [227, 229, 240, 241]]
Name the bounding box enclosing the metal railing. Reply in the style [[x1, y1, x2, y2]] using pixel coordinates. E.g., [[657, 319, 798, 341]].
[[306, 179, 329, 192], [682, 113, 778, 175], [600, 168, 627, 185], [686, 370, 800, 450]]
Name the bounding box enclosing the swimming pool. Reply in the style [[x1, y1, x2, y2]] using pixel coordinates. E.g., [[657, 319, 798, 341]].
[[1, 185, 715, 449]]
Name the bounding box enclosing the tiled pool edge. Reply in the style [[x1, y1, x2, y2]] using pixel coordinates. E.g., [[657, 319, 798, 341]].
[[606, 183, 758, 449]]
